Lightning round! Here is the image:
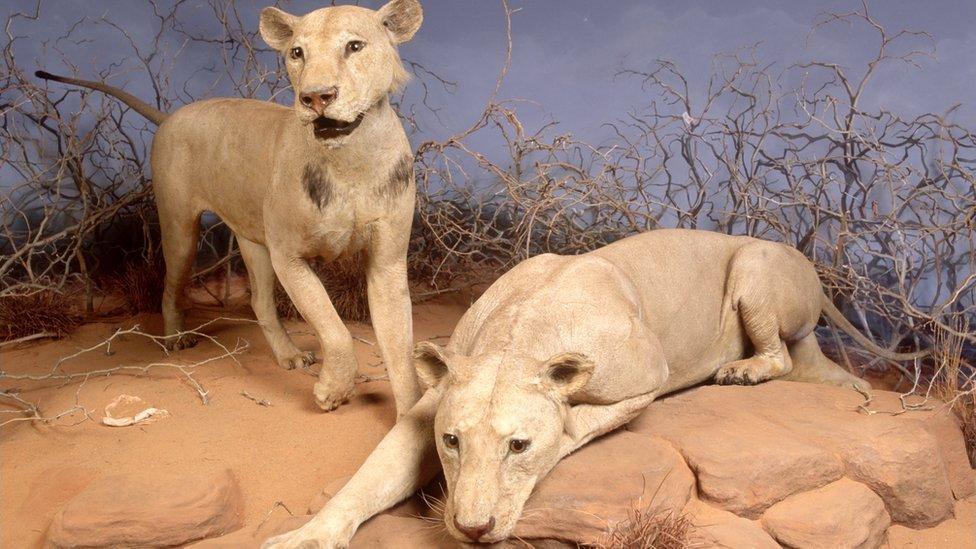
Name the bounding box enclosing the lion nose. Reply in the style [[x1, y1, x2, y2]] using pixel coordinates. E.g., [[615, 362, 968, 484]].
[[454, 516, 495, 541], [299, 86, 338, 116]]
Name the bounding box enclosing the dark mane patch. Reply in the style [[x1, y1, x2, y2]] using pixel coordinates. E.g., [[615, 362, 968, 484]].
[[378, 154, 413, 200], [303, 163, 333, 210]]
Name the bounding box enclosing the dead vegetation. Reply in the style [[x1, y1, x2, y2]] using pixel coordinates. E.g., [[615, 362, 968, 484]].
[[588, 506, 692, 549], [931, 321, 976, 466], [103, 253, 167, 315], [274, 254, 370, 323], [0, 319, 251, 427], [0, 290, 81, 343]]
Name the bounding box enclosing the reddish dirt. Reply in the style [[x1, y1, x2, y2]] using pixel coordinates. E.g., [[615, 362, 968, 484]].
[[1, 294, 973, 548], [885, 498, 976, 548], [0, 298, 465, 548]]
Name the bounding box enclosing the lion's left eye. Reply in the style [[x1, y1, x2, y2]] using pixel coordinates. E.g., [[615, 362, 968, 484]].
[[443, 433, 459, 450], [346, 40, 365, 54], [509, 438, 530, 454]]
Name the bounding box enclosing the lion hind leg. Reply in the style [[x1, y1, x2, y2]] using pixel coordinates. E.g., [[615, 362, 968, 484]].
[[238, 236, 314, 370], [783, 333, 872, 391], [715, 292, 794, 385], [159, 209, 202, 351], [715, 245, 798, 386]]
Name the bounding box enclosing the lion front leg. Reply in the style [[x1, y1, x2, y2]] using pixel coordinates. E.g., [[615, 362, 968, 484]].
[[270, 249, 357, 411], [262, 388, 442, 549], [239, 237, 315, 370], [365, 225, 420, 416]]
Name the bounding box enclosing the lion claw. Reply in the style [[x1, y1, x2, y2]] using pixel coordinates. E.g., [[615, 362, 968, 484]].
[[313, 380, 355, 411], [278, 351, 317, 370], [164, 333, 199, 351]]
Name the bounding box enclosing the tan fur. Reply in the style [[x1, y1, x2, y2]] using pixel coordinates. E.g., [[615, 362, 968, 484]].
[[264, 229, 913, 548], [38, 1, 425, 415]]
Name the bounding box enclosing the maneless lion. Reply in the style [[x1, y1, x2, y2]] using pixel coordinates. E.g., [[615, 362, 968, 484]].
[[37, 0, 425, 414], [265, 229, 925, 547]]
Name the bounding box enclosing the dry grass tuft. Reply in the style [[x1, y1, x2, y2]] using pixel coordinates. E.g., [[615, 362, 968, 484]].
[[0, 290, 82, 342], [105, 254, 166, 314], [931, 320, 976, 467], [275, 254, 370, 323], [588, 505, 693, 549]]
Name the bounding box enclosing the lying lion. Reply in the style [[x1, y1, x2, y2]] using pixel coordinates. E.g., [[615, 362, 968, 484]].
[[37, 1, 425, 415], [265, 228, 924, 547]]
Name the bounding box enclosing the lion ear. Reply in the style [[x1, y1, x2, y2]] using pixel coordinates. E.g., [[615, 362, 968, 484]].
[[541, 353, 595, 398], [259, 7, 299, 51], [378, 0, 423, 44], [414, 341, 452, 388]]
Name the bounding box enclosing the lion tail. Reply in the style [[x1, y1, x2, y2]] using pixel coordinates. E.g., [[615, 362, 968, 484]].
[[820, 292, 929, 361], [35, 70, 169, 126]]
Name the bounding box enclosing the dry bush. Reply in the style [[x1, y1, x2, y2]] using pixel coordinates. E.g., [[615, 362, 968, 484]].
[[2, 0, 973, 399], [930, 321, 976, 466], [1, 0, 447, 322], [0, 1, 285, 309], [413, 3, 975, 378], [0, 290, 82, 342], [588, 506, 692, 549], [101, 253, 166, 315], [274, 254, 370, 323]]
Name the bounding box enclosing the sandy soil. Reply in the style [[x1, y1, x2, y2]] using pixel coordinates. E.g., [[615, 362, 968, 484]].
[[0, 298, 466, 548], [885, 498, 976, 548], [1, 296, 973, 548]]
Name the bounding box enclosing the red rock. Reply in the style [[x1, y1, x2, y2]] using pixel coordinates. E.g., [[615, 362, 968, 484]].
[[840, 428, 953, 526], [919, 411, 976, 500], [629, 381, 972, 526], [629, 384, 844, 517], [512, 430, 695, 544], [295, 432, 693, 547], [761, 478, 890, 549], [47, 468, 244, 548], [683, 499, 779, 549], [197, 382, 974, 548]]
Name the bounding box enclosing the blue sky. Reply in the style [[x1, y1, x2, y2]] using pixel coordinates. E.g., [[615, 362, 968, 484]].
[[7, 0, 976, 148]]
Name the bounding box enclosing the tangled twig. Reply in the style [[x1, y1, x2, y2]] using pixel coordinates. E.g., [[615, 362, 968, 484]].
[[0, 318, 254, 427]]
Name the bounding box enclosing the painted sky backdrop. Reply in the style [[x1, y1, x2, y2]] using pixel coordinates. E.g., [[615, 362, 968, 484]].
[[7, 0, 976, 148]]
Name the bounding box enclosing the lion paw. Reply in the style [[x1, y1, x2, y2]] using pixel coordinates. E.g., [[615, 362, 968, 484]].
[[164, 333, 199, 351], [278, 350, 317, 370], [715, 357, 782, 386], [262, 532, 342, 549], [313, 379, 355, 412], [261, 519, 353, 549]]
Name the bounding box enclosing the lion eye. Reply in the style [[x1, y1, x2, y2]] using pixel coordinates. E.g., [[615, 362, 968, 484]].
[[443, 433, 459, 450], [289, 47, 304, 60], [509, 439, 530, 454], [346, 40, 365, 54]]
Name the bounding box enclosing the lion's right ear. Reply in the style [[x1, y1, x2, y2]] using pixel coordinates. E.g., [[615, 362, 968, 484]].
[[259, 7, 299, 51], [541, 352, 595, 398], [413, 341, 452, 388], [378, 0, 423, 44]]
